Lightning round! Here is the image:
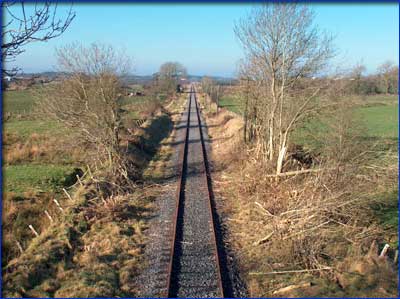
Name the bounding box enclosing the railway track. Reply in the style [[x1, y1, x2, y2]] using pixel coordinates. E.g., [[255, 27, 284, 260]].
[[165, 86, 224, 298]]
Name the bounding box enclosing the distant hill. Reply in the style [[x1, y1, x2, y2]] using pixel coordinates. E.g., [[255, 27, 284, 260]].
[[17, 72, 68, 79], [186, 75, 236, 85], [121, 75, 154, 85], [18, 72, 236, 85]]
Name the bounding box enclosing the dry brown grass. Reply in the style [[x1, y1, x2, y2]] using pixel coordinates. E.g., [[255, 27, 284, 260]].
[[2, 172, 153, 297], [3, 132, 87, 166], [202, 95, 398, 297], [1, 191, 65, 267]]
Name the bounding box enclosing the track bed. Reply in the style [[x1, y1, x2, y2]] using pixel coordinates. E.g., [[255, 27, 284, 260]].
[[167, 87, 224, 298]]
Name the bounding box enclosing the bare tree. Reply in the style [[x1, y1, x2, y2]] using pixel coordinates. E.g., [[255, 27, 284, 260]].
[[235, 3, 334, 175], [349, 62, 366, 94], [377, 61, 397, 94], [39, 43, 132, 183], [155, 62, 187, 95], [2, 1, 75, 76], [201, 76, 214, 96], [201, 76, 221, 111]]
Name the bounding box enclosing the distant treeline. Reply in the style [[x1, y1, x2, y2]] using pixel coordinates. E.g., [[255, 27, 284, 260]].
[[344, 62, 398, 95]]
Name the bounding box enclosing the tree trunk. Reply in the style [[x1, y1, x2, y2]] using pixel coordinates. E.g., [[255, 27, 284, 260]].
[[276, 145, 286, 175], [244, 82, 249, 142]]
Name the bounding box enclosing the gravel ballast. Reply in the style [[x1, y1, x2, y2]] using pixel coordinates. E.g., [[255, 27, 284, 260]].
[[137, 90, 246, 297], [169, 91, 221, 297]]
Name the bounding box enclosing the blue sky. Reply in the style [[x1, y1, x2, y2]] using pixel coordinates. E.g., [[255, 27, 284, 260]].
[[6, 3, 399, 77]]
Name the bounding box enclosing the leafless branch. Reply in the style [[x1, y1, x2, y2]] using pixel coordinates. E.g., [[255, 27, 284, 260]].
[[2, 1, 75, 76]]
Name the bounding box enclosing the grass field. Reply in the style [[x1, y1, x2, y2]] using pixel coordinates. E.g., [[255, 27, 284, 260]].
[[4, 119, 66, 138], [3, 90, 75, 195], [4, 164, 77, 194], [359, 94, 398, 106], [216, 93, 398, 154], [119, 95, 154, 106], [354, 105, 398, 138], [3, 90, 36, 115], [293, 103, 398, 150], [218, 95, 244, 114]]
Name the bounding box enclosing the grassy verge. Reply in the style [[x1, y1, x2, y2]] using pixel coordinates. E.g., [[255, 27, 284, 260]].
[[2, 189, 150, 297], [2, 90, 84, 272]]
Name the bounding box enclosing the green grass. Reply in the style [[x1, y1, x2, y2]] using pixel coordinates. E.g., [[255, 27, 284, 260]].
[[119, 95, 154, 107], [3, 164, 77, 194], [293, 102, 398, 151], [4, 119, 66, 138], [3, 90, 36, 115], [218, 93, 398, 136], [372, 190, 398, 229], [126, 110, 140, 120], [218, 95, 244, 115], [354, 105, 398, 139], [359, 94, 398, 106], [3, 88, 68, 138], [370, 189, 398, 247], [128, 84, 144, 92]]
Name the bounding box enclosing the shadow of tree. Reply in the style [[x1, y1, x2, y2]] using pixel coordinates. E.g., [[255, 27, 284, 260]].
[[128, 114, 174, 178]]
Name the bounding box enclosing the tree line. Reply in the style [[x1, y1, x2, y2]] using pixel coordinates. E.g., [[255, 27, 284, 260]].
[[346, 61, 398, 95]]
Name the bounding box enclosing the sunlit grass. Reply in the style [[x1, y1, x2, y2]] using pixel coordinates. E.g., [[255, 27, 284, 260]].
[[3, 90, 36, 115], [354, 104, 398, 139], [3, 164, 77, 194], [4, 119, 66, 138]]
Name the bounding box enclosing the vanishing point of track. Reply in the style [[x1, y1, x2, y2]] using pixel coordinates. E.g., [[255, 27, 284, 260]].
[[165, 86, 225, 297]]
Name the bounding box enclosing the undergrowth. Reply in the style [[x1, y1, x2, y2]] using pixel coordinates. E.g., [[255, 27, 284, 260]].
[[200, 92, 398, 297]]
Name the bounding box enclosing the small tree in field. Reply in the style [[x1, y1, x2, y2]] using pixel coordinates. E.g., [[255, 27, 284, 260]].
[[349, 62, 366, 94], [156, 62, 187, 95], [235, 3, 334, 174], [377, 61, 398, 94], [39, 43, 132, 182], [201, 76, 214, 96], [201, 76, 221, 111]]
